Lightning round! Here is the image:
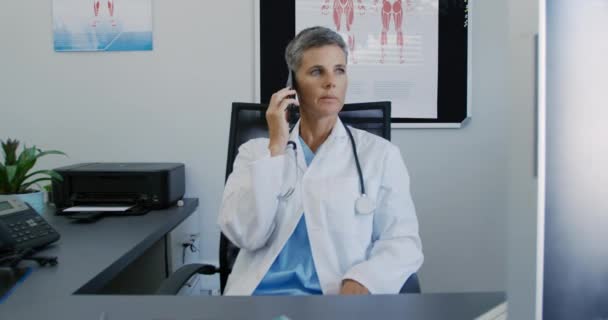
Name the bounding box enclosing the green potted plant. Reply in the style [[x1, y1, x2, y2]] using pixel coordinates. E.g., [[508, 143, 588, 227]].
[[0, 138, 66, 213]]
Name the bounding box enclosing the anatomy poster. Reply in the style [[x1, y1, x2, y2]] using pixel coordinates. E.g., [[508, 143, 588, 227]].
[[296, 0, 439, 119], [53, 0, 153, 52]]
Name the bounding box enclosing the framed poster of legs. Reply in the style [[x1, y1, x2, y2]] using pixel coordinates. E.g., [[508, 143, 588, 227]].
[[254, 0, 471, 128]]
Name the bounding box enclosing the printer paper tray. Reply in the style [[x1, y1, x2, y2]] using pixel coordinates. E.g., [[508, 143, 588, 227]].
[[57, 203, 150, 219], [62, 205, 135, 213]]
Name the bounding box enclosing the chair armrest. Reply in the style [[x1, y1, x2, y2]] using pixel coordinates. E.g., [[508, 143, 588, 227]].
[[399, 273, 421, 294], [156, 263, 219, 295]]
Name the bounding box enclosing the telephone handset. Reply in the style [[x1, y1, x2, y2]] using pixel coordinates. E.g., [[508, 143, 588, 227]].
[[285, 70, 299, 125], [0, 199, 60, 254]]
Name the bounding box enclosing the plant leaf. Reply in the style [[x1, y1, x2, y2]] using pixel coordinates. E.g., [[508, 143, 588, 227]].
[[19, 177, 52, 193], [1, 139, 19, 165], [6, 165, 17, 185], [6, 164, 21, 193], [14, 160, 36, 191], [13, 146, 38, 190], [16, 147, 36, 173], [35, 150, 67, 160], [19, 177, 51, 192], [0, 163, 8, 193], [3, 143, 67, 194], [23, 169, 63, 182], [16, 145, 36, 164]]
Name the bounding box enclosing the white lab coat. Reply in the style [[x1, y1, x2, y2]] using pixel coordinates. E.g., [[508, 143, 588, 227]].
[[218, 117, 423, 295]]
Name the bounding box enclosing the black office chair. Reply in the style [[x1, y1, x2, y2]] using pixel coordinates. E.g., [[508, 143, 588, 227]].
[[157, 101, 421, 295]]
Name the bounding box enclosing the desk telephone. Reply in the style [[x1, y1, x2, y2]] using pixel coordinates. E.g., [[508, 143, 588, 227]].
[[0, 199, 60, 253]]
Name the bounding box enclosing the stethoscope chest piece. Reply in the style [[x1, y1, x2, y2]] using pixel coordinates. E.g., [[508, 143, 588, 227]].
[[355, 194, 375, 215]]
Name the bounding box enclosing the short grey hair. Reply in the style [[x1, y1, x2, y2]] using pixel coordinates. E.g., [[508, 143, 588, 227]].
[[284, 26, 348, 72]]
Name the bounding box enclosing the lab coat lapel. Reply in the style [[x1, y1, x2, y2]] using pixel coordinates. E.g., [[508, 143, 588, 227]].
[[290, 117, 349, 173]]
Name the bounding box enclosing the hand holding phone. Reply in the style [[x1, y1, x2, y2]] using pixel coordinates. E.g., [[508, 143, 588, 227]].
[[266, 71, 299, 156]]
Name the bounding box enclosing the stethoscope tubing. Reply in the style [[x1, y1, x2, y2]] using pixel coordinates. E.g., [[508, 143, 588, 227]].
[[281, 121, 366, 199]]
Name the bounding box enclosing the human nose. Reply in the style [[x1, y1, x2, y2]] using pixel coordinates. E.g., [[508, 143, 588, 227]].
[[324, 72, 337, 89]]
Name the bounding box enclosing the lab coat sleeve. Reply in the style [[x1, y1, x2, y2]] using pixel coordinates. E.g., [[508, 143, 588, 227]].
[[342, 145, 424, 294], [217, 139, 286, 251]]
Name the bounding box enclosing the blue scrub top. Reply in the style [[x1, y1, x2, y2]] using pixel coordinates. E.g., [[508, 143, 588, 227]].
[[252, 136, 323, 295]]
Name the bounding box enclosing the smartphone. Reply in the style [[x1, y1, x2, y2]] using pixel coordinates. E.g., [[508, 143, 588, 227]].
[[285, 70, 299, 124]]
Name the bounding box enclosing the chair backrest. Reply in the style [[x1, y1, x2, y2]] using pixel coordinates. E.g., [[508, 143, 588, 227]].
[[224, 101, 391, 181], [220, 101, 420, 294]]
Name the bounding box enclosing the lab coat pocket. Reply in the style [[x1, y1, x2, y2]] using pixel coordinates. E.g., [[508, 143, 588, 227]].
[[320, 177, 374, 237]]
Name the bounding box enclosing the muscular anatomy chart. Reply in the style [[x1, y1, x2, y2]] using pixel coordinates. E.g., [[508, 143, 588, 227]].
[[53, 0, 152, 52], [376, 0, 410, 63], [321, 0, 365, 62], [297, 0, 439, 119], [92, 0, 116, 27]]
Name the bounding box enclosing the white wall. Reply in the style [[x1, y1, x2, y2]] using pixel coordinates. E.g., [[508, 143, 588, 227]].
[[0, 0, 517, 294], [394, 0, 509, 292], [506, 0, 539, 318], [0, 1, 255, 291]]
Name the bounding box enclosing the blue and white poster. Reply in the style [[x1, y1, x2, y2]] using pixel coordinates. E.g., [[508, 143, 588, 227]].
[[53, 0, 153, 52]]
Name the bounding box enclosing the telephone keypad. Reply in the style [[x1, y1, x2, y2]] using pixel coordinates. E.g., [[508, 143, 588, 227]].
[[2, 213, 60, 250]]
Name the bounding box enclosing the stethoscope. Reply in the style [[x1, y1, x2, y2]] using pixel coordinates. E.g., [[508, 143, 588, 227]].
[[277, 122, 376, 215]]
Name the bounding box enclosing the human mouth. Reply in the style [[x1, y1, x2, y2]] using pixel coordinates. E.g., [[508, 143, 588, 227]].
[[320, 95, 338, 101]]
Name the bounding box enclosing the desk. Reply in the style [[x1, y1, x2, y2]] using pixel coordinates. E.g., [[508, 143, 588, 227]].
[[2, 198, 505, 320]]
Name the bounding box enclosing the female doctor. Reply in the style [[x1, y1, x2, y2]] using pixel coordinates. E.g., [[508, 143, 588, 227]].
[[218, 26, 423, 295]]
